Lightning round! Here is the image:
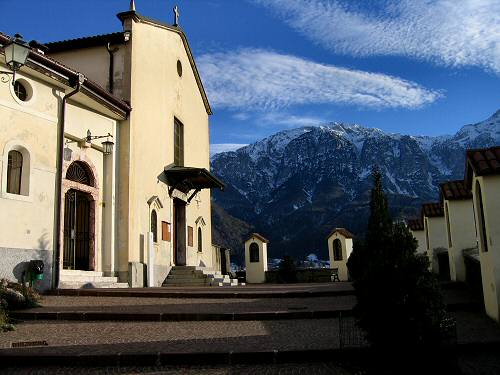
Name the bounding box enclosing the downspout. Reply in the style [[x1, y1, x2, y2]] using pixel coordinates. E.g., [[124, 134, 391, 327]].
[[53, 73, 86, 289], [106, 43, 119, 94]]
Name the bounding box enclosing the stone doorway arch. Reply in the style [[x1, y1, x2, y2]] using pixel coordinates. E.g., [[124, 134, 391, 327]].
[[61, 159, 99, 271]]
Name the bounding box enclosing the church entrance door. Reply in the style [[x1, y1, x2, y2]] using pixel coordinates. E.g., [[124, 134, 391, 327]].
[[63, 189, 92, 270], [173, 199, 187, 266]]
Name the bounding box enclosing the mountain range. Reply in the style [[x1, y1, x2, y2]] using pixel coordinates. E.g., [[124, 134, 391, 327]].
[[210, 110, 500, 264]]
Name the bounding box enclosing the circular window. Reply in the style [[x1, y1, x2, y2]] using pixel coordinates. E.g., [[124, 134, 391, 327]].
[[14, 80, 28, 101], [11, 78, 34, 103], [177, 60, 183, 77]]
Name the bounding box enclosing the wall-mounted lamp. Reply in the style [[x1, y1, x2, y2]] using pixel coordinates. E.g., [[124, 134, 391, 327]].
[[86, 130, 114, 155], [65, 130, 114, 155], [1, 34, 30, 85]]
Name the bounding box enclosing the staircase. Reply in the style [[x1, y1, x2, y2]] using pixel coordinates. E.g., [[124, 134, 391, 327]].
[[201, 269, 240, 286], [163, 266, 240, 287], [59, 269, 129, 289], [162, 266, 210, 287]]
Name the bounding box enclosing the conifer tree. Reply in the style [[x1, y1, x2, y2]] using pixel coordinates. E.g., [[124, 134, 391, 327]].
[[348, 167, 446, 349]]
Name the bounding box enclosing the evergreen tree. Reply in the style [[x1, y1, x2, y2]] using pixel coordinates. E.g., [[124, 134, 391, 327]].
[[348, 167, 446, 349]]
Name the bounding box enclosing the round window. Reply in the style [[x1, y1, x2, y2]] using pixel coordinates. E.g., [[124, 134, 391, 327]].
[[14, 80, 28, 101], [177, 60, 183, 77]]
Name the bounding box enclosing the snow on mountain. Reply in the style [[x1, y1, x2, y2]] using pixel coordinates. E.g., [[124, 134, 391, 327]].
[[211, 110, 500, 260]]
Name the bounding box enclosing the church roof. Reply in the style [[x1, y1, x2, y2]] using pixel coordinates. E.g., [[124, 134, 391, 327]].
[[45, 32, 129, 53], [0, 32, 130, 118], [465, 146, 500, 189], [246, 233, 269, 243], [44, 11, 212, 115], [440, 180, 472, 201], [327, 228, 354, 239], [421, 202, 444, 218]]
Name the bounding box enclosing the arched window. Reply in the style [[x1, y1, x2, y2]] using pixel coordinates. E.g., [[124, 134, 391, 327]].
[[66, 161, 94, 186], [7, 150, 23, 194], [197, 227, 203, 252], [333, 239, 343, 261], [249, 242, 259, 262], [151, 210, 158, 243], [476, 181, 488, 252], [445, 202, 452, 248]]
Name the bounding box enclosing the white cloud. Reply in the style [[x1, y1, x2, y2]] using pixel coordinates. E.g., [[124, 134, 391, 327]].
[[210, 143, 248, 157], [253, 0, 500, 74], [259, 112, 325, 127], [198, 48, 441, 111]]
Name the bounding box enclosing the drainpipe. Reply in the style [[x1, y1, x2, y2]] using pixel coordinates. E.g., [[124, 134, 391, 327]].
[[52, 73, 86, 289], [106, 43, 119, 94]]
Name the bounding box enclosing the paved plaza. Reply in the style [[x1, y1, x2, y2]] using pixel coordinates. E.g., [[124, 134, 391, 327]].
[[1, 283, 500, 374]]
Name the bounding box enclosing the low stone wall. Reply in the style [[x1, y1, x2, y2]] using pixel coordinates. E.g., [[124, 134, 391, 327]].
[[0, 247, 52, 292], [265, 268, 333, 283]]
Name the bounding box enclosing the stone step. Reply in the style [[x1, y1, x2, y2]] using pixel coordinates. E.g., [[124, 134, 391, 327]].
[[164, 279, 210, 284], [60, 270, 104, 277], [60, 275, 119, 283], [167, 274, 206, 280], [163, 283, 208, 287], [59, 281, 129, 289]]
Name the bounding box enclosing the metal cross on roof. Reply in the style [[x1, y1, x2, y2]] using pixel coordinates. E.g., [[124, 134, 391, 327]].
[[173, 5, 180, 26]]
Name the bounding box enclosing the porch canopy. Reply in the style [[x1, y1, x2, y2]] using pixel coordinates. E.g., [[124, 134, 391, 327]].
[[163, 166, 224, 202]]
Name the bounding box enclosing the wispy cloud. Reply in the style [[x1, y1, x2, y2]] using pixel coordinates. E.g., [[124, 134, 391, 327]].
[[259, 112, 325, 127], [198, 48, 441, 111], [210, 143, 248, 157], [253, 0, 500, 74]]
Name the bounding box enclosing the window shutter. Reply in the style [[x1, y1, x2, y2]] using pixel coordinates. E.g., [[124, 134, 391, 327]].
[[188, 226, 193, 247], [162, 221, 171, 242]]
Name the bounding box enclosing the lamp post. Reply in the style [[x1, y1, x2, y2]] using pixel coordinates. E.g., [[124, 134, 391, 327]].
[[1, 34, 30, 85]]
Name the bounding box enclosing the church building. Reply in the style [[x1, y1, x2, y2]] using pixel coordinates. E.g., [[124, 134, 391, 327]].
[[0, 2, 223, 289]]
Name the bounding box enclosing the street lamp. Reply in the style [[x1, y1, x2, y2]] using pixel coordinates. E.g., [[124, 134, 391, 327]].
[[1, 34, 30, 85], [86, 130, 114, 155]]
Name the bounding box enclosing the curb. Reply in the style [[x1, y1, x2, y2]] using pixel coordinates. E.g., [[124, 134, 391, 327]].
[[10, 309, 354, 322], [0, 347, 368, 368], [2, 342, 500, 369], [47, 289, 356, 299]]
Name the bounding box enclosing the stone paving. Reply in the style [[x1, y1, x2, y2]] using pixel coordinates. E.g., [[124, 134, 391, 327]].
[[2, 362, 355, 375], [18, 295, 356, 314], [0, 318, 346, 352]]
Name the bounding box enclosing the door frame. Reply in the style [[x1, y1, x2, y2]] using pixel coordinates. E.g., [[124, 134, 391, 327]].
[[60, 158, 99, 272], [173, 198, 187, 266]]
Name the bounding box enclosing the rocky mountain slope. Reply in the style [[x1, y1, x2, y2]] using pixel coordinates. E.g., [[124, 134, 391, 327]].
[[211, 110, 500, 262]]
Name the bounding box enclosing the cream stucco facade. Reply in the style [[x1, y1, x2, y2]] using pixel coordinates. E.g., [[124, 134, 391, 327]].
[[0, 47, 126, 290], [47, 10, 220, 286], [0, 6, 222, 289], [443, 199, 477, 282], [410, 229, 426, 255], [423, 215, 447, 274], [327, 229, 353, 281], [244, 234, 268, 284], [471, 174, 500, 321]]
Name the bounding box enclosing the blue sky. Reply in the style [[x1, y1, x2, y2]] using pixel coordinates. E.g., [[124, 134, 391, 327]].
[[2, 0, 499, 151]]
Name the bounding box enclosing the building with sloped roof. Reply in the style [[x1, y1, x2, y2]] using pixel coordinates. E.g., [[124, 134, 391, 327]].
[[0, 2, 224, 289], [407, 218, 426, 254], [421, 202, 448, 276], [465, 146, 500, 321], [439, 180, 476, 283]]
